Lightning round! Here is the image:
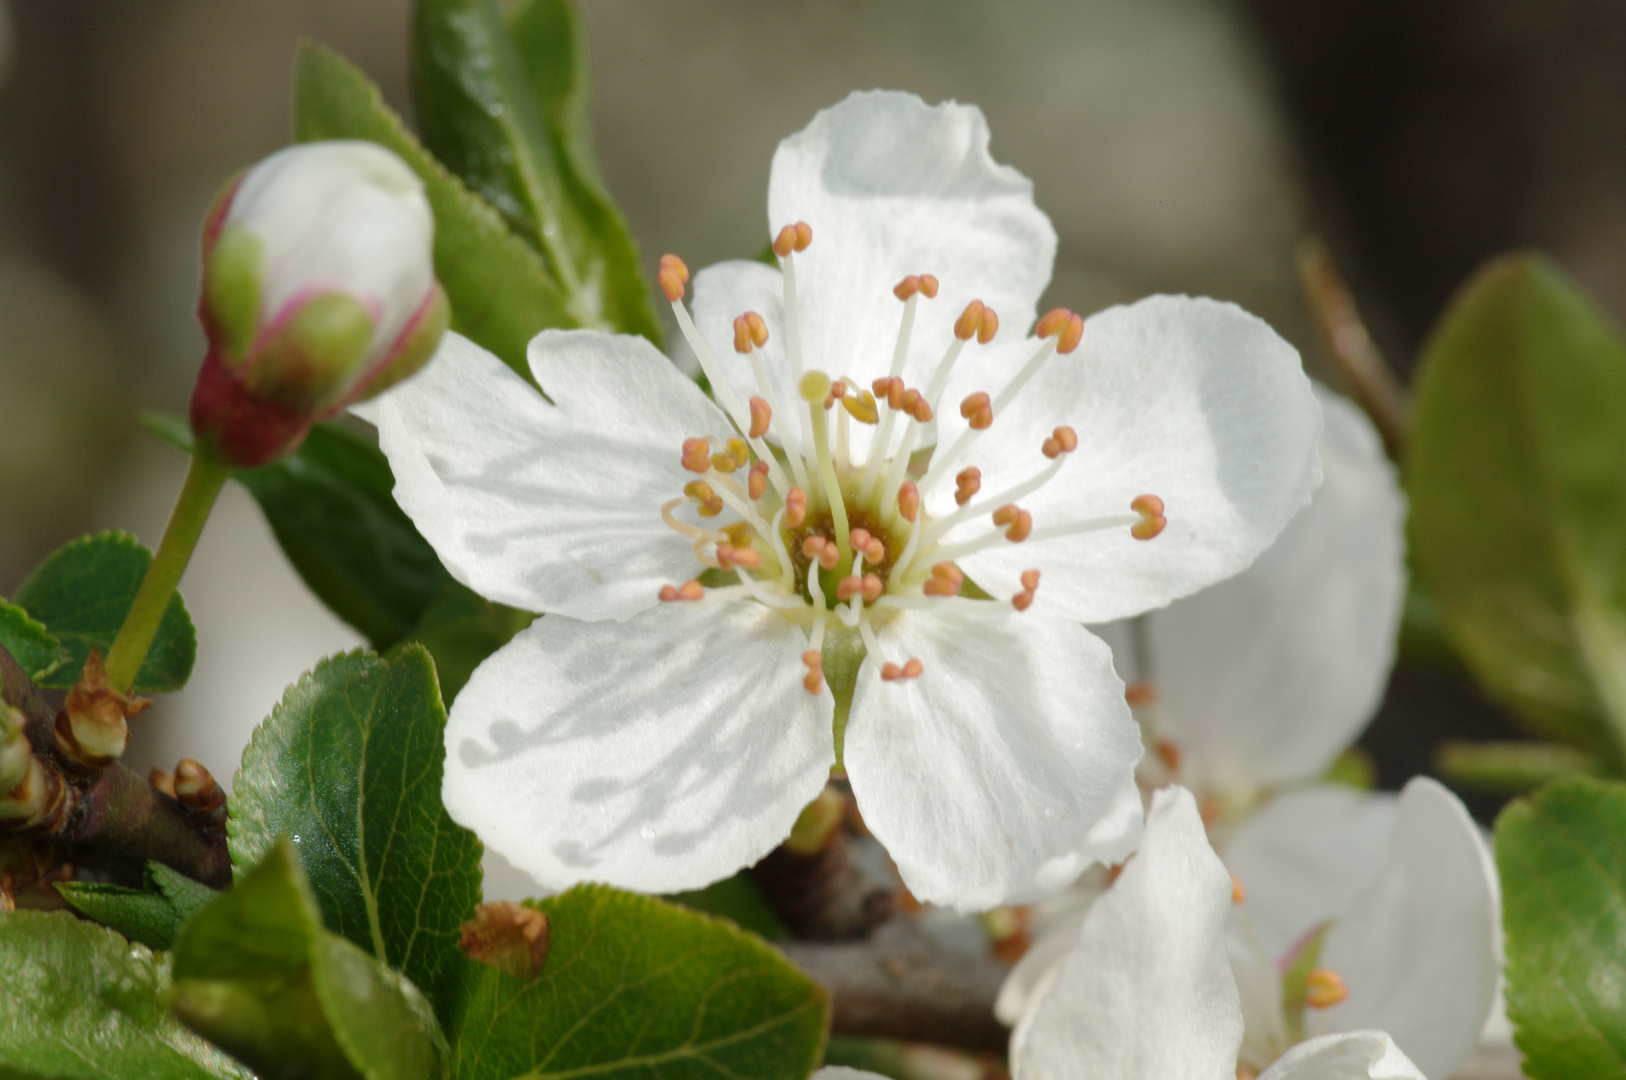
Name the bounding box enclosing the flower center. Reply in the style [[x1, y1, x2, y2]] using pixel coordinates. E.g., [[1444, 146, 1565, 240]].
[[652, 225, 1168, 694]]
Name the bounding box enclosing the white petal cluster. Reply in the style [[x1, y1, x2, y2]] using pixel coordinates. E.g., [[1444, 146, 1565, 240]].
[[362, 90, 1322, 911]]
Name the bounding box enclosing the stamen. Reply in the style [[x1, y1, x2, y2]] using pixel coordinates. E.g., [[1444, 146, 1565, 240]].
[[1131, 495, 1167, 540], [1154, 738, 1182, 773], [731, 564, 805, 610], [881, 658, 924, 681], [916, 334, 1059, 497], [1022, 512, 1141, 545], [919, 439, 1072, 549], [897, 480, 920, 523], [748, 460, 770, 500], [784, 487, 808, 528], [773, 222, 814, 257], [660, 497, 726, 542], [711, 437, 750, 473], [959, 391, 993, 430], [715, 544, 762, 570], [1041, 425, 1078, 459], [657, 580, 705, 603], [767, 508, 795, 590], [683, 480, 725, 517], [657, 254, 690, 302], [836, 574, 864, 602], [954, 300, 987, 341], [802, 650, 824, 695], [748, 397, 772, 439], [1230, 874, 1246, 905], [1304, 969, 1348, 1009], [955, 467, 982, 506], [776, 230, 818, 475], [923, 562, 964, 597], [1124, 682, 1158, 706], [681, 437, 712, 473], [848, 528, 884, 565], [1037, 307, 1085, 354], [992, 504, 1033, 542], [841, 389, 879, 424], [722, 522, 752, 546], [862, 574, 883, 603], [1011, 568, 1040, 611], [801, 536, 841, 571]]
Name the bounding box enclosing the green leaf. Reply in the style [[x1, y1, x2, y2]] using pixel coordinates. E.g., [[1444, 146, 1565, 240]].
[[172, 839, 446, 1080], [293, 41, 572, 379], [0, 597, 66, 682], [235, 422, 447, 649], [229, 647, 482, 1025], [1437, 740, 1610, 795], [1407, 255, 1626, 758], [396, 577, 534, 701], [56, 860, 220, 951], [1496, 777, 1626, 1079], [663, 872, 787, 942], [447, 885, 828, 1080], [12, 530, 196, 693], [413, 0, 660, 342], [0, 909, 249, 1079]]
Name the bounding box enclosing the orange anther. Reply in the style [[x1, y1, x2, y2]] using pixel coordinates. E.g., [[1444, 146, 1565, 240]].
[[773, 225, 799, 258], [917, 274, 939, 298], [684, 480, 724, 517], [960, 391, 993, 430], [954, 467, 981, 506], [977, 307, 999, 344], [954, 300, 986, 341], [894, 275, 921, 301], [1019, 569, 1041, 591], [923, 562, 964, 597], [802, 649, 824, 695], [897, 480, 920, 523], [872, 376, 901, 407], [862, 574, 883, 603], [1036, 307, 1072, 339], [1131, 494, 1166, 541], [681, 436, 712, 473], [1124, 681, 1158, 706], [1041, 425, 1078, 459], [711, 437, 749, 473], [801, 536, 827, 558], [748, 459, 769, 500], [745, 311, 768, 347], [658, 254, 689, 302], [733, 315, 753, 354], [912, 398, 933, 423], [1012, 568, 1040, 612], [881, 662, 902, 680], [830, 380, 848, 399], [850, 527, 871, 549], [1057, 313, 1085, 354], [679, 580, 704, 601], [784, 487, 807, 528], [794, 222, 812, 251], [842, 390, 879, 424], [717, 544, 762, 570], [658, 584, 680, 602], [901, 388, 921, 415], [836, 575, 863, 602], [723, 521, 752, 546], [749, 396, 772, 439], [1231, 875, 1247, 905], [1305, 969, 1349, 1009], [1155, 739, 1182, 774], [902, 658, 924, 679], [992, 504, 1032, 542]]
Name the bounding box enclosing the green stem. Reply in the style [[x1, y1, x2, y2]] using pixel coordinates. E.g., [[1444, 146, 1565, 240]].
[[104, 448, 230, 693]]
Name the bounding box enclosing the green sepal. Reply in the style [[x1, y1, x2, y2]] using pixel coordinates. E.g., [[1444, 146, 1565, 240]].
[[56, 860, 219, 951], [170, 839, 447, 1080], [359, 283, 452, 402], [204, 224, 265, 363], [1278, 921, 1332, 1045], [245, 292, 377, 410], [13, 530, 196, 693]]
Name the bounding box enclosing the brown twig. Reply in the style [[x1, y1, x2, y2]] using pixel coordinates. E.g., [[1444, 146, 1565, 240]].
[[779, 917, 1010, 1053], [1297, 238, 1411, 461], [0, 645, 230, 888]]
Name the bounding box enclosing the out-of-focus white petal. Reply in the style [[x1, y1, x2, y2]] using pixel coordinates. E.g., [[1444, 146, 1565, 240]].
[[935, 296, 1321, 624], [363, 330, 729, 621], [995, 911, 1086, 1026], [1231, 905, 1290, 1071], [765, 90, 1056, 462], [1257, 1031, 1427, 1080], [441, 599, 834, 894], [1220, 786, 1399, 962], [844, 611, 1142, 911], [1012, 787, 1241, 1080], [813, 1069, 890, 1080], [1308, 778, 1500, 1080], [1142, 386, 1406, 791]]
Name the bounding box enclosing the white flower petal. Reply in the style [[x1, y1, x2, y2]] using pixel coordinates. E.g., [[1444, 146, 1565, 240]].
[[767, 90, 1056, 411], [1012, 788, 1242, 1080], [364, 330, 730, 621], [1220, 786, 1399, 962], [935, 296, 1322, 624], [843, 610, 1142, 910], [1142, 386, 1406, 791], [442, 599, 835, 894], [1258, 1031, 1427, 1080], [1308, 778, 1500, 1080], [995, 910, 1086, 1026], [1231, 905, 1290, 1071], [813, 1070, 889, 1080]]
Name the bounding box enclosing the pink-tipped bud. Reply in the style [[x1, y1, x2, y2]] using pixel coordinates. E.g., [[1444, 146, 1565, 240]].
[[191, 142, 446, 467]]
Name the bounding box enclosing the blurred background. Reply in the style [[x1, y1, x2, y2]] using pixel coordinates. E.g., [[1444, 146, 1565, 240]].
[[1, 0, 1622, 821]]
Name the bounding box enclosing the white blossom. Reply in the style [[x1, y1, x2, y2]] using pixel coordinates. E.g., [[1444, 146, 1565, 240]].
[[360, 90, 1321, 910]]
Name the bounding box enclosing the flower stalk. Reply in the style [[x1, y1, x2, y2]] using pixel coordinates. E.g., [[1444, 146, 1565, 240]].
[[104, 446, 230, 694]]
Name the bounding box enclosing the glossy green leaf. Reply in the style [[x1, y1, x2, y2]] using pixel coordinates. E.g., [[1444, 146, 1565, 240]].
[[446, 885, 828, 1080], [229, 647, 481, 1025], [12, 530, 195, 693], [413, 0, 659, 342], [0, 909, 249, 1079], [1496, 777, 1626, 1079], [171, 840, 446, 1080], [293, 41, 570, 379], [663, 872, 787, 942], [56, 860, 219, 951], [235, 422, 446, 648], [0, 597, 66, 683], [1407, 256, 1626, 758]]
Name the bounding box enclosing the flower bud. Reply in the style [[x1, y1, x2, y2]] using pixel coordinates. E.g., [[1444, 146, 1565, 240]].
[[190, 140, 448, 466]]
